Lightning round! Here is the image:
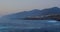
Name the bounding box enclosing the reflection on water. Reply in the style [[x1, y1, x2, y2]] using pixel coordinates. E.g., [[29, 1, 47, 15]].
[[0, 20, 60, 32], [48, 20, 57, 22]]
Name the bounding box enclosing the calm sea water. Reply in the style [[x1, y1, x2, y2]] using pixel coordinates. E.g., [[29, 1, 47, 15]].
[[0, 20, 60, 32]]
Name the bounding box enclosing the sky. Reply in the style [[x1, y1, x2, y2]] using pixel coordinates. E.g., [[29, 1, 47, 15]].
[[0, 0, 60, 16]]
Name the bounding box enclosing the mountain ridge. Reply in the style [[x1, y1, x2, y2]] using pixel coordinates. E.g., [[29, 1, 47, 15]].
[[2, 7, 60, 19]]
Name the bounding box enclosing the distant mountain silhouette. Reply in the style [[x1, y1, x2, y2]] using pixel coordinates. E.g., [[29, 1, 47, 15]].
[[2, 9, 41, 18], [41, 7, 60, 15], [2, 7, 60, 19]]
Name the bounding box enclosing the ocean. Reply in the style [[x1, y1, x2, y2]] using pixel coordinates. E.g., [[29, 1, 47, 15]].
[[0, 20, 60, 32]]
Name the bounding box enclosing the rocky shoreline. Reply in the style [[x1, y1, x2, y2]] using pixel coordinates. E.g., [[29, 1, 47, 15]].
[[23, 14, 60, 21]]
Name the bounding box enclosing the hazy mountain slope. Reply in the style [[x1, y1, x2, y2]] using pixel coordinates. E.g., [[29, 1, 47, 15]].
[[2, 9, 41, 19], [2, 7, 60, 19], [41, 7, 60, 15]]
